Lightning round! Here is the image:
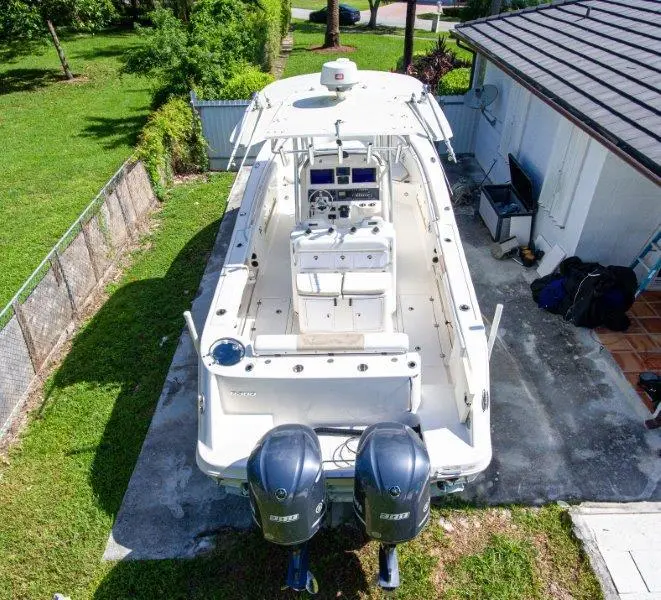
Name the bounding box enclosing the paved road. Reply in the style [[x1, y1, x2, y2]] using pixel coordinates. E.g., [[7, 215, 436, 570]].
[[291, 5, 457, 32]]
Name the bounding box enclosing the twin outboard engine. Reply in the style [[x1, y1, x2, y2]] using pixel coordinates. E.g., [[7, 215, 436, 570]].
[[247, 424, 325, 594], [354, 422, 431, 590]]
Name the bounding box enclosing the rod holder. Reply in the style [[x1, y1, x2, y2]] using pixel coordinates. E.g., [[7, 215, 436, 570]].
[[487, 303, 503, 360], [183, 311, 200, 356]]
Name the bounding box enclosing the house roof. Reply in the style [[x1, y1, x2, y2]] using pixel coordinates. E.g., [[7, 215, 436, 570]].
[[453, 0, 661, 186]]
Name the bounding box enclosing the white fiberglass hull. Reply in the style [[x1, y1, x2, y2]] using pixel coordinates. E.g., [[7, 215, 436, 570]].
[[192, 71, 492, 503]]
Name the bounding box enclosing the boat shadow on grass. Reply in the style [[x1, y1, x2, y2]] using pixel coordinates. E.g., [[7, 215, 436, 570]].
[[94, 526, 372, 599], [46, 212, 374, 597]]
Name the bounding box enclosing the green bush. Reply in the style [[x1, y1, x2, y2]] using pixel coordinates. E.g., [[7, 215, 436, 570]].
[[437, 67, 470, 96], [463, 0, 539, 21], [441, 6, 465, 18], [124, 0, 288, 102], [135, 97, 207, 198], [220, 65, 275, 100]]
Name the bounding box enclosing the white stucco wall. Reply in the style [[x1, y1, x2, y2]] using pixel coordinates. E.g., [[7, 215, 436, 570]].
[[474, 64, 512, 183], [472, 59, 659, 266], [576, 152, 661, 266]]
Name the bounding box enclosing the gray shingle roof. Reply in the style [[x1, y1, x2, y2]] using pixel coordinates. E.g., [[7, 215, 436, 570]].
[[454, 0, 661, 184]]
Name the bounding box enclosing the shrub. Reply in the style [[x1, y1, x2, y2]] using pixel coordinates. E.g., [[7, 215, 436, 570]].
[[135, 97, 207, 198], [441, 6, 465, 18], [220, 65, 275, 100], [404, 37, 470, 91], [124, 0, 288, 102], [437, 67, 471, 96], [463, 0, 539, 21]]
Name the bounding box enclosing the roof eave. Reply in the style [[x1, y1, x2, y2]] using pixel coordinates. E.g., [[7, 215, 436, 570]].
[[452, 30, 661, 188]]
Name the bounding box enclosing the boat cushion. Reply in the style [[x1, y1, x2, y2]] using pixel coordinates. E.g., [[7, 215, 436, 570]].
[[296, 272, 343, 297], [253, 332, 410, 354], [342, 272, 391, 296]]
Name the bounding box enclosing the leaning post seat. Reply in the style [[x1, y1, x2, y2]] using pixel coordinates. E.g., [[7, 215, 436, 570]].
[[290, 221, 396, 333]]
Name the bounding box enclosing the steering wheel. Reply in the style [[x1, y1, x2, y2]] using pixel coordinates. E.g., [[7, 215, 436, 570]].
[[310, 189, 333, 212]]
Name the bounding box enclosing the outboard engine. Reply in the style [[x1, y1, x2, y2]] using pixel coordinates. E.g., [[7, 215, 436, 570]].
[[247, 424, 326, 594], [354, 422, 431, 590]]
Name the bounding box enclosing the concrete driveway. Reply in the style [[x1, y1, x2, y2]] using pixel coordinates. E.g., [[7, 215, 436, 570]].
[[105, 161, 661, 561], [291, 4, 457, 32]]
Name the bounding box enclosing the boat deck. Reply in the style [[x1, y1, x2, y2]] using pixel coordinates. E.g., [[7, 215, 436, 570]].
[[240, 183, 469, 444]]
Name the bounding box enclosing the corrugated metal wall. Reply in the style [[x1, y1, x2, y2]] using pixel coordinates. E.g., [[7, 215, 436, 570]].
[[190, 94, 260, 171], [439, 95, 478, 155]]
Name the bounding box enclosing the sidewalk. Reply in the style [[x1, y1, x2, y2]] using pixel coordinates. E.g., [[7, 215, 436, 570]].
[[571, 503, 661, 599]]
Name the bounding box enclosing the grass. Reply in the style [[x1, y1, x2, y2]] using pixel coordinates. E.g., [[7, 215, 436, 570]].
[[418, 11, 461, 21], [293, 0, 372, 10], [284, 20, 470, 77], [0, 174, 234, 599], [0, 30, 151, 308]]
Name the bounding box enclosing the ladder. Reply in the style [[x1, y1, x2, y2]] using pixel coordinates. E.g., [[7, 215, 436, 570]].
[[631, 229, 661, 296]]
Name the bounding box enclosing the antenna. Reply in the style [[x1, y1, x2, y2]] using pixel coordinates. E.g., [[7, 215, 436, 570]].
[[465, 84, 498, 125]]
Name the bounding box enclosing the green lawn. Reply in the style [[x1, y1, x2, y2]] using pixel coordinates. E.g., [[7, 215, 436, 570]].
[[294, 0, 372, 10], [418, 11, 461, 21], [284, 20, 471, 78], [0, 174, 234, 599], [0, 30, 151, 308]]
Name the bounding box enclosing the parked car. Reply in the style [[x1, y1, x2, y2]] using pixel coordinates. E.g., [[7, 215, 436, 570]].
[[309, 4, 361, 25]]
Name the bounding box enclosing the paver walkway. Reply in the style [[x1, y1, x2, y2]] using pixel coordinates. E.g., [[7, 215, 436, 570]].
[[598, 291, 661, 413], [571, 503, 661, 600]]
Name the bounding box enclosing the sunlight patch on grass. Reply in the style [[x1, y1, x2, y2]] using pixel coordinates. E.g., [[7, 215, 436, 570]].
[[0, 174, 233, 600], [0, 30, 151, 307], [445, 534, 540, 600]]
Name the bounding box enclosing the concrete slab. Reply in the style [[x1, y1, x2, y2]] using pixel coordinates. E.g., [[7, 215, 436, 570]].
[[104, 169, 252, 561], [601, 550, 647, 594], [106, 158, 661, 561], [631, 552, 661, 592], [571, 503, 661, 599]]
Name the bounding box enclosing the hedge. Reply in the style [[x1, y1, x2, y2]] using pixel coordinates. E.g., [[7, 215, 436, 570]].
[[437, 67, 471, 96], [135, 98, 208, 198]]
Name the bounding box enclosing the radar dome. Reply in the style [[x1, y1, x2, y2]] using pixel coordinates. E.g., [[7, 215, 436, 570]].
[[321, 58, 360, 95]]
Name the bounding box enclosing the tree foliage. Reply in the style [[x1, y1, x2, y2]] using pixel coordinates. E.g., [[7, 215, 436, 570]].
[[135, 97, 208, 197], [0, 0, 115, 37], [0, 0, 116, 74], [123, 0, 287, 102]]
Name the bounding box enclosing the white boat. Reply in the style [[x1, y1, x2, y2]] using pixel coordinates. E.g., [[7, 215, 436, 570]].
[[185, 59, 492, 592]]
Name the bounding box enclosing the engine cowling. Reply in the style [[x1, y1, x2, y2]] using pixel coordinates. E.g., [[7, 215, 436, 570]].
[[354, 422, 431, 544], [247, 424, 326, 546]]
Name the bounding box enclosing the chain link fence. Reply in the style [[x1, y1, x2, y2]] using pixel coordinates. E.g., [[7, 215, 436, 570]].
[[0, 160, 157, 437]]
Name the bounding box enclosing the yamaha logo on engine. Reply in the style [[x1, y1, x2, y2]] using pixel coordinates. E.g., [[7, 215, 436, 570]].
[[379, 512, 410, 521], [269, 514, 299, 523]]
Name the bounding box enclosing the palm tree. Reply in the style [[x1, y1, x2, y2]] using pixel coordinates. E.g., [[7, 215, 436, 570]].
[[402, 0, 416, 70], [324, 0, 340, 48]]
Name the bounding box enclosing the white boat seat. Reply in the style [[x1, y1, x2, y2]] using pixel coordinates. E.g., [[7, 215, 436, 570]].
[[342, 272, 391, 296], [296, 272, 342, 297]]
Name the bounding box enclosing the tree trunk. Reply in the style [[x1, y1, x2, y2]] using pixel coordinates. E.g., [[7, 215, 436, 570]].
[[46, 19, 74, 80], [367, 0, 380, 28], [324, 0, 340, 48], [402, 0, 416, 71]]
